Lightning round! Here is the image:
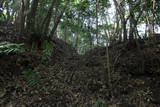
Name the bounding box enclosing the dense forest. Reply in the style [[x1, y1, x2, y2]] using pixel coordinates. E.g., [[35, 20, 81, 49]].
[[0, 0, 160, 106]]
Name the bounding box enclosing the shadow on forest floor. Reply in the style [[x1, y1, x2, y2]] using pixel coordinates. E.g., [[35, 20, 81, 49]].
[[0, 25, 160, 107]]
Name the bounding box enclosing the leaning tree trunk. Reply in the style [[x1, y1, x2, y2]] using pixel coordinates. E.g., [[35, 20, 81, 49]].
[[49, 10, 64, 37]]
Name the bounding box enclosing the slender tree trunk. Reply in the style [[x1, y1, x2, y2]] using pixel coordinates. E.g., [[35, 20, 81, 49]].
[[88, 18, 93, 49], [152, 0, 156, 34], [96, 0, 99, 45], [102, 19, 111, 89], [64, 26, 67, 42], [75, 13, 80, 48], [19, 0, 25, 34], [144, 20, 148, 38]]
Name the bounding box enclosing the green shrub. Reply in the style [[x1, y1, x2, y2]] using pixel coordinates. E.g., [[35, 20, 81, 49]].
[[0, 42, 25, 54], [96, 98, 107, 107], [22, 69, 42, 87], [41, 40, 54, 59]]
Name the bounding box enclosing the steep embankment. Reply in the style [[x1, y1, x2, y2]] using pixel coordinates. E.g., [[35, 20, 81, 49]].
[[1, 26, 160, 106], [82, 39, 160, 106]]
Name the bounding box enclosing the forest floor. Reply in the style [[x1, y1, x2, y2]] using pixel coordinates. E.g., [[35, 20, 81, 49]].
[[0, 25, 160, 107]]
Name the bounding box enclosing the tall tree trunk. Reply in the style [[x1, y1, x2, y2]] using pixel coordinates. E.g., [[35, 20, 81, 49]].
[[122, 20, 127, 41], [19, 0, 30, 34], [128, 0, 144, 40], [128, 2, 134, 40], [113, 0, 128, 41], [26, 0, 39, 32], [41, 0, 57, 35], [15, 1, 22, 33]]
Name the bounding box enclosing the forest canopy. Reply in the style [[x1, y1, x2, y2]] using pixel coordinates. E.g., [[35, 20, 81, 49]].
[[0, 0, 160, 53]]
